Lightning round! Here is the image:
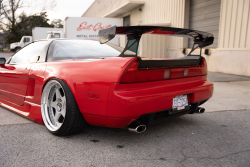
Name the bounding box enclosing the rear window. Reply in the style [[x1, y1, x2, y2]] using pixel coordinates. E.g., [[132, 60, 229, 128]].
[[47, 40, 135, 61]]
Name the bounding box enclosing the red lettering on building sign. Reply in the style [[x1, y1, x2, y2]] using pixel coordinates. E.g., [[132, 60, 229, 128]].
[[77, 22, 112, 31]]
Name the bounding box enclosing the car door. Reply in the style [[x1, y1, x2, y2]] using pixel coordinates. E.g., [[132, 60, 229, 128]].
[[0, 41, 48, 105]]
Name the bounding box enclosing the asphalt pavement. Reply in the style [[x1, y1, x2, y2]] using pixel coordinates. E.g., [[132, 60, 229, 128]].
[[0, 110, 249, 167], [0, 53, 13, 60], [0, 53, 250, 167]]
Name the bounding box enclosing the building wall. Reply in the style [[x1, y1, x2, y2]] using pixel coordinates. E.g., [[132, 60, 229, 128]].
[[204, 0, 250, 77], [129, 0, 189, 58], [185, 0, 250, 77], [218, 0, 250, 49], [83, 0, 129, 18], [188, 0, 221, 48], [83, 0, 250, 76], [83, 0, 189, 58]]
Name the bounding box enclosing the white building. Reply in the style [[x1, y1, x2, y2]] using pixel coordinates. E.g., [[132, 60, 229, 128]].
[[82, 0, 250, 77]]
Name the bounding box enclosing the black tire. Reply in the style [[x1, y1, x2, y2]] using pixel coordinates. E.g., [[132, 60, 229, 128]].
[[41, 79, 86, 136], [14, 47, 21, 53]]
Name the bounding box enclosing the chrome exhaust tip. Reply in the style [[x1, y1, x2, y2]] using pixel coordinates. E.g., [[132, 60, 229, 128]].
[[199, 107, 205, 113], [196, 107, 205, 113], [128, 125, 146, 133]]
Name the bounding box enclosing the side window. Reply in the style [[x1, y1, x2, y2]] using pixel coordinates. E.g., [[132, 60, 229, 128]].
[[24, 38, 30, 43], [50, 33, 60, 39], [9, 41, 48, 64], [54, 33, 60, 38]]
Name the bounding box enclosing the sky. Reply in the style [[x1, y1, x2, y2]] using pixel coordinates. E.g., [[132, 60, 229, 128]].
[[46, 0, 95, 21], [21, 0, 95, 22]]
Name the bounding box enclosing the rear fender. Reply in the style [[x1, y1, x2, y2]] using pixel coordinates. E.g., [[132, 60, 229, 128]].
[[42, 58, 135, 116]]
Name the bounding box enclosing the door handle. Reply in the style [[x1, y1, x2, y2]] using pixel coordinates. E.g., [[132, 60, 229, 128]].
[[37, 56, 40, 61]]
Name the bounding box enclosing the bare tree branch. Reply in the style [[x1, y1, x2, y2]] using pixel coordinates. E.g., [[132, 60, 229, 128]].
[[25, 0, 57, 13], [1, 0, 24, 27], [0, 0, 57, 45]]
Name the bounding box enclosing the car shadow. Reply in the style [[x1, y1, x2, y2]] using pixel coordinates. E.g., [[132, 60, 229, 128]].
[[64, 115, 201, 144]]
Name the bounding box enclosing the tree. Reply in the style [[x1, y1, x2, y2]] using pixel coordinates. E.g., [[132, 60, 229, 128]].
[[0, 0, 57, 44], [0, 0, 4, 30], [5, 11, 52, 44], [1, 0, 23, 44], [51, 19, 63, 28], [1, 0, 23, 30]]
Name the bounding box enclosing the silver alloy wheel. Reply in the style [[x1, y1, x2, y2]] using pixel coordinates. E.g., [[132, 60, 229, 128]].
[[41, 80, 67, 132]]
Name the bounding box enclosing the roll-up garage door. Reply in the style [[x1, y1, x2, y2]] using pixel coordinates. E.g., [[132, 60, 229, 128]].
[[188, 0, 221, 48]]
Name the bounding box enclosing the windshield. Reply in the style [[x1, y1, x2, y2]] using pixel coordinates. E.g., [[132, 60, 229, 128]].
[[47, 40, 135, 61]]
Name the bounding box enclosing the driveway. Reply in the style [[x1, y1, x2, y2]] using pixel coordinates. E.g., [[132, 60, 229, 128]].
[[0, 53, 13, 60]]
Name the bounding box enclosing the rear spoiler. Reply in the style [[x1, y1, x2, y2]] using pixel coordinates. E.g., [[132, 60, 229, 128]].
[[99, 26, 214, 56]]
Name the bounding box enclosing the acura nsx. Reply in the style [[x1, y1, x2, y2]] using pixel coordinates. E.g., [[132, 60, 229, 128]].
[[0, 26, 214, 136]]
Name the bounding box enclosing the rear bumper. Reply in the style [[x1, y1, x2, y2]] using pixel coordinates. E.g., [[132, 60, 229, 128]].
[[83, 99, 208, 128], [107, 75, 213, 117], [133, 99, 208, 127], [84, 75, 213, 128]]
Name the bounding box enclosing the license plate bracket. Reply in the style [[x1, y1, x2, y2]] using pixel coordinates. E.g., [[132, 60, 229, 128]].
[[172, 95, 189, 112]]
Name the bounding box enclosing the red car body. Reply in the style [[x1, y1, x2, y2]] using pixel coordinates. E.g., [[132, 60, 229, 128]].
[[0, 26, 214, 131]]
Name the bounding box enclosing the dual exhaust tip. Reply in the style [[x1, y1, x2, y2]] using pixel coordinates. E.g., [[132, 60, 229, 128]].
[[128, 125, 146, 133], [128, 107, 205, 133]]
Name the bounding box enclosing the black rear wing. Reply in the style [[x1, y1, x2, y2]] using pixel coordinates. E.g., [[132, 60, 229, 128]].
[[99, 26, 214, 56], [138, 56, 202, 68], [99, 26, 213, 68]]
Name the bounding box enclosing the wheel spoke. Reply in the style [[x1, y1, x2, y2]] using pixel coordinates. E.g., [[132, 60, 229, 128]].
[[54, 111, 61, 122], [61, 107, 66, 117], [55, 88, 61, 99], [61, 95, 66, 104], [50, 101, 57, 109]]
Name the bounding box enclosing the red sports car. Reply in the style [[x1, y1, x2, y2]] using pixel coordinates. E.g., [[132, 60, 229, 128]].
[[0, 26, 214, 136]]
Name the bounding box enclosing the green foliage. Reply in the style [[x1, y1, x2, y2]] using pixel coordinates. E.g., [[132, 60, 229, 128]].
[[51, 19, 63, 28], [5, 12, 53, 44]]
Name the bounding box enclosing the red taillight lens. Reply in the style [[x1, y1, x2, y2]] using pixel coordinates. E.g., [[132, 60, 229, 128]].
[[120, 60, 139, 83], [120, 58, 208, 84], [136, 70, 165, 82], [201, 58, 207, 75], [120, 60, 167, 84]]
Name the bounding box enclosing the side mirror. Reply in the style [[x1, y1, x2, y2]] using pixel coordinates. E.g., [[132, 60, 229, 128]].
[[0, 57, 6, 66]]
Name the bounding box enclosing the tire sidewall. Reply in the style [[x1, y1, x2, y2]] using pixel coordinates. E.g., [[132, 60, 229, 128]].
[[41, 79, 85, 136]]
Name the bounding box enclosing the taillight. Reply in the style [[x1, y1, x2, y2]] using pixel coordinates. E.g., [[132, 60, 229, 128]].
[[120, 58, 208, 84], [136, 70, 166, 82], [120, 60, 170, 84], [120, 60, 139, 83], [200, 58, 207, 75]]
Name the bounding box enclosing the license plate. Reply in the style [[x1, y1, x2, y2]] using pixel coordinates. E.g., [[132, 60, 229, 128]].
[[172, 95, 188, 110]]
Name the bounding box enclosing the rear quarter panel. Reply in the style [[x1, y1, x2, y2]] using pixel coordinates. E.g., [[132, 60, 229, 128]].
[[42, 57, 134, 116]]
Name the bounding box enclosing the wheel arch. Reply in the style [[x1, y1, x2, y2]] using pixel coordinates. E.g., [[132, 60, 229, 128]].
[[14, 46, 21, 52], [15, 46, 21, 49], [42, 77, 78, 100]]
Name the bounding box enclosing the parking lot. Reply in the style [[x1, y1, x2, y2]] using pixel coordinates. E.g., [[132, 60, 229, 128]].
[[0, 53, 13, 60], [0, 53, 250, 167]]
